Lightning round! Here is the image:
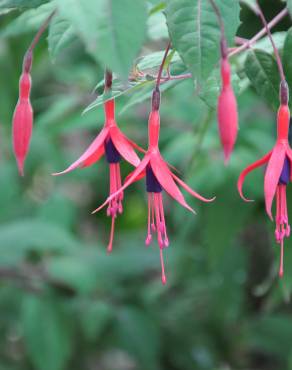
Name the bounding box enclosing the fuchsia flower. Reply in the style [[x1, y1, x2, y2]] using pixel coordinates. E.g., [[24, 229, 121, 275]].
[[54, 98, 143, 253], [13, 52, 33, 176], [12, 11, 56, 176], [217, 41, 238, 164], [238, 87, 292, 277], [93, 90, 215, 284]]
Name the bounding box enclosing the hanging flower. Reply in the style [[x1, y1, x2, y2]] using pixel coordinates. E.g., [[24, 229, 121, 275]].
[[238, 92, 292, 277], [217, 39, 238, 164], [54, 98, 143, 253], [93, 90, 215, 284], [12, 11, 56, 176], [13, 52, 33, 176]]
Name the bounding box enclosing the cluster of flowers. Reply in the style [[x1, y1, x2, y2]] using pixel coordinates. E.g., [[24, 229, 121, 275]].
[[11, 2, 291, 283]]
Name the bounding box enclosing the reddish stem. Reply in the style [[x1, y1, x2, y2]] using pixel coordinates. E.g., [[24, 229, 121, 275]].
[[23, 10, 57, 73], [255, 0, 285, 82]]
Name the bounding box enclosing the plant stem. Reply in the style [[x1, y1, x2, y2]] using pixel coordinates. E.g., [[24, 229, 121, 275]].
[[209, 0, 225, 36], [155, 42, 171, 90], [23, 9, 57, 72], [229, 7, 288, 57], [105, 69, 113, 91], [29, 10, 57, 53], [255, 0, 285, 82], [152, 42, 171, 110]]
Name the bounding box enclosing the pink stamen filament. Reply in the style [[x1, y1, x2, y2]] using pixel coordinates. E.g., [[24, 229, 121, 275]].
[[107, 163, 123, 253], [145, 192, 168, 283], [160, 248, 167, 285], [275, 184, 289, 278]]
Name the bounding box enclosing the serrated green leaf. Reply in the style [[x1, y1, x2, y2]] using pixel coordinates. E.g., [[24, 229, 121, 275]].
[[48, 15, 76, 60], [56, 0, 147, 77], [0, 0, 49, 9], [22, 295, 74, 370], [245, 49, 280, 111], [166, 0, 240, 83], [1, 2, 55, 37]]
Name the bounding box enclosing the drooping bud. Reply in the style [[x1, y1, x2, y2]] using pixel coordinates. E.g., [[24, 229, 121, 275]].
[[12, 72, 33, 176], [217, 57, 238, 164]]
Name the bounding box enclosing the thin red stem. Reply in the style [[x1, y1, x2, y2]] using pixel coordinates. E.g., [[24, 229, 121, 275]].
[[255, 0, 285, 82], [155, 42, 171, 90], [28, 10, 57, 53], [209, 0, 225, 36], [23, 9, 56, 72], [229, 8, 288, 57]]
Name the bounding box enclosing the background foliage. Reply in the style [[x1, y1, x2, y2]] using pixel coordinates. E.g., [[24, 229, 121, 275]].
[[1, 0, 292, 369]]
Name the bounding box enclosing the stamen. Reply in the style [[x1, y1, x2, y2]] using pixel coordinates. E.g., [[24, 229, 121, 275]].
[[158, 193, 169, 247], [279, 238, 284, 278], [107, 216, 116, 254], [154, 193, 164, 248], [146, 193, 152, 246], [275, 183, 290, 278], [151, 193, 156, 232], [160, 248, 167, 285]]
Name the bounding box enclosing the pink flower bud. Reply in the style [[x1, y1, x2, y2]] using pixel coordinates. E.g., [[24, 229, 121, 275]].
[[12, 72, 33, 176], [217, 58, 238, 164]]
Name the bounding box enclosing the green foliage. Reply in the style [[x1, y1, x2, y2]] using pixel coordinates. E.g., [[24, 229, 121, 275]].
[[245, 49, 280, 111], [22, 295, 74, 370], [165, 0, 240, 83], [0, 0, 49, 9], [48, 15, 76, 60], [56, 0, 147, 78], [1, 1, 292, 370]]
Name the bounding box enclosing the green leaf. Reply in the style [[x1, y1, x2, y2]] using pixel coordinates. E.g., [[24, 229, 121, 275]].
[[283, 27, 292, 91], [0, 220, 78, 265], [166, 0, 240, 83], [1, 2, 55, 37], [22, 295, 74, 370], [81, 301, 114, 341], [56, 0, 147, 77], [48, 15, 76, 60], [0, 0, 49, 9], [245, 49, 280, 111], [114, 307, 160, 369]]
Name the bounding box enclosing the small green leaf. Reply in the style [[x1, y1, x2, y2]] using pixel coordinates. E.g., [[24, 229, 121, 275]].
[[22, 295, 74, 370], [166, 0, 240, 83], [48, 15, 76, 60], [56, 0, 148, 77], [245, 49, 280, 111]]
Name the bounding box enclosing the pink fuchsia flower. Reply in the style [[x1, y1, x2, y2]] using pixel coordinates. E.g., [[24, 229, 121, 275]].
[[217, 41, 238, 164], [238, 89, 292, 277], [13, 51, 33, 176], [93, 90, 215, 284], [12, 11, 56, 176], [54, 98, 143, 253]]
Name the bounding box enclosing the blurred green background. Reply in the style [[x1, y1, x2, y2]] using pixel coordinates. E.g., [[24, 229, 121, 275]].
[[1, 1, 292, 370]]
